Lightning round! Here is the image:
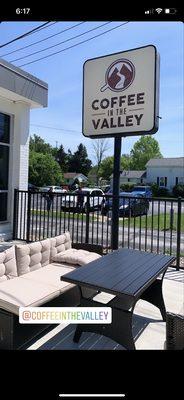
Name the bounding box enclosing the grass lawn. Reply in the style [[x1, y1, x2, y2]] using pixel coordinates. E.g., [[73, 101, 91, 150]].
[[31, 209, 87, 221], [119, 213, 184, 232], [31, 209, 184, 232]]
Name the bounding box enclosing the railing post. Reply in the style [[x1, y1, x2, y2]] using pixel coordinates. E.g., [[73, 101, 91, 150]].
[[85, 194, 90, 244], [170, 207, 174, 230], [26, 191, 31, 242], [12, 189, 18, 240], [176, 197, 181, 270]]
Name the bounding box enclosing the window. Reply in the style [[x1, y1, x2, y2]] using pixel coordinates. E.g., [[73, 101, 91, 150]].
[[157, 177, 159, 185], [176, 177, 178, 185], [159, 177, 165, 187], [0, 193, 7, 222], [159, 177, 167, 187], [0, 113, 10, 143], [0, 146, 9, 190], [0, 112, 10, 222]]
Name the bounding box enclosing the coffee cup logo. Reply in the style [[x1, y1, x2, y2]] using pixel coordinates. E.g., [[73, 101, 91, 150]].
[[101, 59, 135, 92]]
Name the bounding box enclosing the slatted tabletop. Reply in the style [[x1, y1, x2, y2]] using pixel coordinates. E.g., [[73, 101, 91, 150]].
[[61, 248, 175, 300]]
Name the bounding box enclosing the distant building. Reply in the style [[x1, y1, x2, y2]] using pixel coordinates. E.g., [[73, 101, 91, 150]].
[[146, 157, 184, 191], [63, 172, 88, 186], [110, 170, 146, 187]]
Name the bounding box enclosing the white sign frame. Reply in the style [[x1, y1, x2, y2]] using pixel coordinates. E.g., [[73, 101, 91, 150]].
[[82, 45, 160, 138]]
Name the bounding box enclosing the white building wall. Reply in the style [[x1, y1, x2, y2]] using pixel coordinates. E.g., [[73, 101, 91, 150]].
[[0, 98, 30, 239], [146, 166, 184, 190]]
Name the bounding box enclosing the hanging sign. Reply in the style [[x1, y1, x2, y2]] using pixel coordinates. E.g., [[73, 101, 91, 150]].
[[83, 45, 160, 138]]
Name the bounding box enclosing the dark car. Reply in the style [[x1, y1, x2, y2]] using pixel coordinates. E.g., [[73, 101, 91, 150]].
[[101, 192, 149, 217], [132, 185, 152, 198], [28, 183, 39, 192]]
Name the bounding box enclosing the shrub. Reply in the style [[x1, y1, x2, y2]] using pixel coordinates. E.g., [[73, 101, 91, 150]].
[[120, 183, 134, 192], [150, 183, 159, 196], [157, 187, 169, 197], [150, 183, 169, 197], [172, 184, 184, 198]]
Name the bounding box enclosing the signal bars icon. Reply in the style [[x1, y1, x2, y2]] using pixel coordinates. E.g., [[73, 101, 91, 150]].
[[145, 9, 155, 14]]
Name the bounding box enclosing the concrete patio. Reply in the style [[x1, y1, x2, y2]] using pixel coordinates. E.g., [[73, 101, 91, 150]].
[[27, 267, 184, 350]]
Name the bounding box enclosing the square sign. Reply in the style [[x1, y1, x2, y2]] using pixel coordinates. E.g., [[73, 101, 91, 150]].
[[83, 45, 160, 138]]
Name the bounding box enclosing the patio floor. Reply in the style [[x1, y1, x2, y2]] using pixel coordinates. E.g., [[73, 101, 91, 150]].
[[27, 267, 184, 350]]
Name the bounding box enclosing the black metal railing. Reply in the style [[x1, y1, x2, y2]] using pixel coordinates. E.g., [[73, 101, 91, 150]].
[[13, 189, 184, 269]]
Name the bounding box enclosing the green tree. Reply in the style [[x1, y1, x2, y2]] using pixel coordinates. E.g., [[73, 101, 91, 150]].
[[121, 154, 132, 170], [88, 166, 98, 186], [29, 151, 63, 187], [92, 139, 109, 184], [99, 154, 132, 181], [29, 134, 53, 154], [68, 143, 92, 175], [56, 144, 68, 172], [130, 136, 162, 170], [99, 156, 114, 181]]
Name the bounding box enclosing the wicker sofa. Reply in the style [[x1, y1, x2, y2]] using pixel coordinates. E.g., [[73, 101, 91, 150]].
[[0, 232, 101, 349]]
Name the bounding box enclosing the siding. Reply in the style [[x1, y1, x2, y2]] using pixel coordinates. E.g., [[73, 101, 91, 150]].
[[147, 166, 184, 190]]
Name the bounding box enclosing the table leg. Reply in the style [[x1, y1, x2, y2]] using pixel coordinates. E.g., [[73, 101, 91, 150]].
[[140, 277, 166, 321], [73, 325, 83, 343], [73, 298, 136, 350]]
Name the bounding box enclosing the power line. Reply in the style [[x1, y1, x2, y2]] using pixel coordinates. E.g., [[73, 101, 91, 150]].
[[19, 22, 130, 67], [0, 22, 53, 49], [30, 124, 82, 134], [11, 22, 111, 62], [1, 21, 85, 58]]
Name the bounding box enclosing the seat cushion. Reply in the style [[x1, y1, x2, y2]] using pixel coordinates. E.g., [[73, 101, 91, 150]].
[[50, 232, 71, 260], [15, 238, 51, 276], [0, 246, 17, 283], [19, 264, 76, 293], [52, 248, 101, 266], [0, 277, 60, 315]]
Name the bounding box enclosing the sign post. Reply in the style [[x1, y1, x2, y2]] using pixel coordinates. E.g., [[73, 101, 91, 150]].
[[112, 137, 122, 249], [83, 45, 160, 250]]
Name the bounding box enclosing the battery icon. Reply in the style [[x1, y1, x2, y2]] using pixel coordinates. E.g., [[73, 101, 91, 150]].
[[165, 8, 177, 14]]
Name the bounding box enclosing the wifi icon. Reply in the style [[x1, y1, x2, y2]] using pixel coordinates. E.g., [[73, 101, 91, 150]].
[[155, 8, 163, 13]]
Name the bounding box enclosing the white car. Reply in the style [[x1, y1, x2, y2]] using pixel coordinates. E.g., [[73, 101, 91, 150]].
[[40, 186, 67, 196], [61, 187, 104, 212]]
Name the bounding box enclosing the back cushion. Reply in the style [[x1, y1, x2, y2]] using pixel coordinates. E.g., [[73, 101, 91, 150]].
[[50, 232, 71, 260], [0, 246, 17, 282], [16, 238, 51, 276]]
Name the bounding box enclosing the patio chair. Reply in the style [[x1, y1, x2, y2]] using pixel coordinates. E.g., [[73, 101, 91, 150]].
[[166, 312, 184, 350]]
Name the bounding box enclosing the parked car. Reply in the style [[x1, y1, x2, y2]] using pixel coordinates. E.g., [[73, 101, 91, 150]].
[[61, 187, 104, 212], [28, 183, 39, 192], [132, 185, 152, 198], [40, 186, 67, 197], [101, 192, 149, 217], [102, 185, 111, 193]]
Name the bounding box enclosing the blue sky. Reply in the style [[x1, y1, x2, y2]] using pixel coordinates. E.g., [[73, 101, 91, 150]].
[[0, 21, 183, 163]]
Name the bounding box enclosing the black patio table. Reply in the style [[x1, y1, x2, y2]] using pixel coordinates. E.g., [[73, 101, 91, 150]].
[[61, 248, 175, 350]]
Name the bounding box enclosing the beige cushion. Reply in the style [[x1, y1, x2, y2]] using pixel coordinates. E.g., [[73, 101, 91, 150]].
[[52, 248, 101, 266], [50, 232, 71, 259], [15, 238, 51, 276], [19, 263, 76, 292], [0, 276, 60, 315], [0, 246, 17, 283]]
